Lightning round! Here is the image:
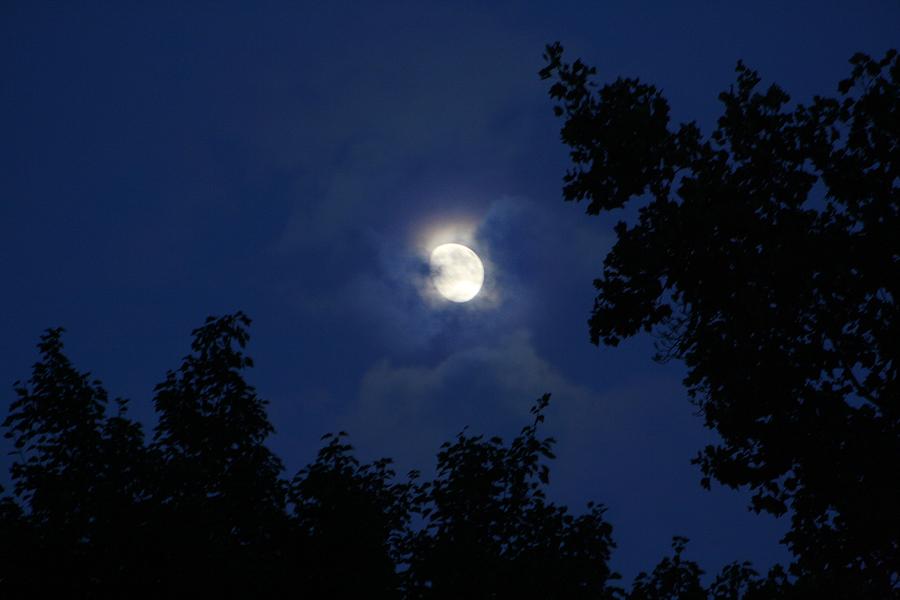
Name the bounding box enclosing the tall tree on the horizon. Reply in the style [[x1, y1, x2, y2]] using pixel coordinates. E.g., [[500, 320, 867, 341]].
[[1, 328, 149, 594], [403, 394, 620, 599], [289, 432, 414, 598], [150, 311, 288, 594], [541, 46, 899, 596]]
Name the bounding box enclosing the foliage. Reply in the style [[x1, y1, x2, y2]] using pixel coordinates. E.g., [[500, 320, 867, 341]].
[[1, 328, 149, 593], [0, 316, 628, 598], [289, 432, 413, 598], [541, 44, 899, 595], [149, 312, 288, 595], [404, 394, 618, 599]]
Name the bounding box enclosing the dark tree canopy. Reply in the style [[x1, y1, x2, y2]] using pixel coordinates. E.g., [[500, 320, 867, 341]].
[[2, 328, 150, 593], [625, 536, 790, 600], [289, 432, 413, 598], [0, 315, 656, 598], [403, 395, 618, 599], [541, 45, 899, 595], [148, 312, 289, 595], [0, 314, 802, 598]]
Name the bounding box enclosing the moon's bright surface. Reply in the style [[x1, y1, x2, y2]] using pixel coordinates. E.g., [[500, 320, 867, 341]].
[[430, 243, 484, 302]]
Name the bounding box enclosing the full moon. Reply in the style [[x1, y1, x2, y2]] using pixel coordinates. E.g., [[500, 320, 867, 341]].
[[430, 243, 484, 302]]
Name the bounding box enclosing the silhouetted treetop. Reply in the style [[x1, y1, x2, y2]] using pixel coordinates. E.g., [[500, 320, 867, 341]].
[[148, 312, 287, 595], [2, 327, 150, 593], [626, 537, 792, 600], [1, 322, 635, 598], [152, 311, 283, 499], [542, 44, 899, 596], [3, 327, 147, 533], [404, 394, 619, 599], [289, 432, 413, 598]]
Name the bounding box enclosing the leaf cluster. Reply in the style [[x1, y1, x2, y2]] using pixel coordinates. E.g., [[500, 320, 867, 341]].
[[542, 44, 899, 596]]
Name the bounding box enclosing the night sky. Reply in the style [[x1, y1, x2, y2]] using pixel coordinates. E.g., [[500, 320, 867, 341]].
[[3, 1, 898, 581]]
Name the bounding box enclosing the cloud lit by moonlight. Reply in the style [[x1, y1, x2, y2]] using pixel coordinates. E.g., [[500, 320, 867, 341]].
[[430, 243, 484, 302]]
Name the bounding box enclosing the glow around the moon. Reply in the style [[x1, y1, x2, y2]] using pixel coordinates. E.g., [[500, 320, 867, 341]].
[[430, 243, 485, 302]]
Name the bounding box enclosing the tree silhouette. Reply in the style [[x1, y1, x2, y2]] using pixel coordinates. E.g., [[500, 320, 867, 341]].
[[403, 394, 619, 599], [625, 537, 792, 600], [288, 432, 413, 598], [1, 318, 636, 598], [628, 537, 706, 600], [149, 312, 288, 595], [1, 328, 149, 595], [541, 45, 899, 595]]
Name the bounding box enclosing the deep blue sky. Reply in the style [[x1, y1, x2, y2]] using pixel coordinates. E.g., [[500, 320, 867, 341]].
[[3, 1, 898, 582]]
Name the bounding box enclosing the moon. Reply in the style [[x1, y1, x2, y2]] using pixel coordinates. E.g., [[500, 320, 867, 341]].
[[430, 243, 484, 302]]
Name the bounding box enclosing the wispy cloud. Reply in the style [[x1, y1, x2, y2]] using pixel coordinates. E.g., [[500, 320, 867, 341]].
[[341, 328, 613, 474]]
